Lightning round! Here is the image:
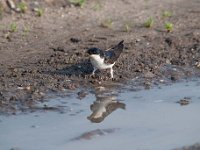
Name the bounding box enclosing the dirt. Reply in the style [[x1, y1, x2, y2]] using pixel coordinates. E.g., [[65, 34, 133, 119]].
[[0, 0, 200, 114]]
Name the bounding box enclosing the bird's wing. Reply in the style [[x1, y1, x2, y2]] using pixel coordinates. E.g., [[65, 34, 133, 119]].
[[104, 40, 124, 64]]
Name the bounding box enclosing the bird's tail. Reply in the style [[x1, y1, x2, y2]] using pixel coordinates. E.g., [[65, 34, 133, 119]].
[[114, 40, 124, 51], [104, 40, 124, 64], [118, 40, 124, 46]]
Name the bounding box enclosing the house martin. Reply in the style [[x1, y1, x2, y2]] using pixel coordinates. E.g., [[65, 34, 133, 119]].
[[87, 40, 124, 78]]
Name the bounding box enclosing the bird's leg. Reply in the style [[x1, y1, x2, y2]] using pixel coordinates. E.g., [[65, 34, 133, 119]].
[[110, 67, 114, 79], [92, 68, 97, 76]]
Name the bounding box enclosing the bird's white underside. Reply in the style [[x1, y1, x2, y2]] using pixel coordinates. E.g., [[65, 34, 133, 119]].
[[89, 96, 116, 119], [89, 54, 114, 69], [89, 54, 115, 78]]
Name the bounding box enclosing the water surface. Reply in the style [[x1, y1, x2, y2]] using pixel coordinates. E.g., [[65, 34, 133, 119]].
[[1, 79, 200, 150]]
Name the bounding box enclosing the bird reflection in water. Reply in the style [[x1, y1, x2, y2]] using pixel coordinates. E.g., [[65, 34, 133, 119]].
[[87, 86, 126, 123]]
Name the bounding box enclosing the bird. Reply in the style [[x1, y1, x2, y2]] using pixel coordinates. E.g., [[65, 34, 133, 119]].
[[87, 40, 124, 79], [87, 86, 126, 123]]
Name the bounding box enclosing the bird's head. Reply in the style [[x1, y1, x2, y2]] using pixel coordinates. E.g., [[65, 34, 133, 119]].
[[87, 48, 102, 55]]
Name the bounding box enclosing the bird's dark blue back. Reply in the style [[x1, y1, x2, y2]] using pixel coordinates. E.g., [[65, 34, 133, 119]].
[[104, 50, 114, 59], [104, 40, 124, 64]]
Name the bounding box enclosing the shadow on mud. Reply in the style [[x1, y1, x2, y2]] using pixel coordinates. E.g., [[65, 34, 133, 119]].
[[47, 60, 94, 77]]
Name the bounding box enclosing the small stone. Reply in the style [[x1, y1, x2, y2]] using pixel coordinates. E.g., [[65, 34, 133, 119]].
[[77, 90, 87, 100], [159, 79, 165, 83], [6, 0, 16, 9], [17, 86, 24, 90], [166, 59, 171, 64], [66, 83, 77, 90], [195, 62, 200, 68], [144, 81, 151, 89], [70, 38, 81, 43], [144, 71, 155, 78], [165, 37, 172, 46], [171, 72, 181, 81], [52, 47, 65, 52], [135, 38, 141, 42], [177, 98, 191, 106], [25, 86, 31, 90]]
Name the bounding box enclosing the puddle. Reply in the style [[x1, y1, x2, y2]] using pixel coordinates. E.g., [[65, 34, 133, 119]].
[[0, 79, 200, 150]]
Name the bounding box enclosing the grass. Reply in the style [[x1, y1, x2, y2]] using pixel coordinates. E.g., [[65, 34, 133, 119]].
[[92, 1, 102, 11], [35, 8, 44, 17], [164, 22, 173, 32], [17, 2, 28, 13], [144, 17, 154, 28], [23, 25, 30, 33], [124, 24, 130, 32], [10, 23, 17, 32], [69, 0, 86, 8], [0, 2, 3, 18], [101, 19, 113, 28], [123, 23, 132, 32], [163, 11, 172, 17], [22, 25, 30, 37]]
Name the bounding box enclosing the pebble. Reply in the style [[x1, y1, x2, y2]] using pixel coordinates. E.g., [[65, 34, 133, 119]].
[[135, 38, 141, 42], [7, 0, 16, 9], [171, 72, 181, 81], [144, 71, 155, 78], [70, 37, 81, 43], [77, 90, 87, 100], [177, 98, 191, 106], [195, 62, 200, 68]]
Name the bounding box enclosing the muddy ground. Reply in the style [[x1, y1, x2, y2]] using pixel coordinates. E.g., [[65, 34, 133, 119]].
[[0, 0, 200, 115]]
